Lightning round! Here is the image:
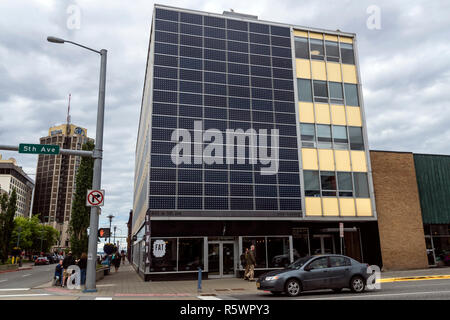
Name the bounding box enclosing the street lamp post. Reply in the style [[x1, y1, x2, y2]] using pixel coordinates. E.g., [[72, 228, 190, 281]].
[[114, 226, 117, 244], [107, 214, 114, 244], [47, 36, 107, 292]]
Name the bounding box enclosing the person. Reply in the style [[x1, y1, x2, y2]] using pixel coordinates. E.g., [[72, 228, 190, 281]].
[[54, 259, 63, 286], [62, 251, 75, 287], [77, 253, 87, 285], [241, 248, 249, 280], [248, 245, 256, 281], [112, 251, 121, 272], [121, 250, 126, 264]]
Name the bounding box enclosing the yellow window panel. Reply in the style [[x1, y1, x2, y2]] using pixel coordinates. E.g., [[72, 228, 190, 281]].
[[326, 62, 342, 82], [331, 105, 346, 125], [335, 150, 351, 171], [318, 149, 335, 171], [296, 59, 311, 79], [309, 32, 323, 40], [314, 103, 330, 124], [340, 36, 353, 44], [339, 198, 356, 216], [305, 197, 322, 216], [342, 64, 358, 84], [351, 151, 367, 172], [294, 30, 308, 37], [311, 60, 327, 80], [324, 34, 338, 42], [346, 106, 362, 126], [356, 198, 372, 216], [299, 102, 315, 123], [323, 197, 339, 216], [302, 149, 318, 170]]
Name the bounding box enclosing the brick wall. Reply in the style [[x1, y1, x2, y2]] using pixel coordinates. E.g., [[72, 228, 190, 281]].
[[370, 151, 428, 270]]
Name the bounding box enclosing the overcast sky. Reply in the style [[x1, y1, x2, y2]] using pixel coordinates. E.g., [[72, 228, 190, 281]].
[[1, 0, 449, 234]]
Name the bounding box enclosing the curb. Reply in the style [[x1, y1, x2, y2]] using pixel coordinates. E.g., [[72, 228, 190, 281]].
[[379, 275, 450, 283]]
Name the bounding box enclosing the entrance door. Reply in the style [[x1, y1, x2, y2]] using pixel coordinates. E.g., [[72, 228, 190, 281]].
[[208, 241, 235, 278], [311, 235, 335, 255]]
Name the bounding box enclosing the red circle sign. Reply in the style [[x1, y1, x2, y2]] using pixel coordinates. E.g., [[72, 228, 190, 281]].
[[87, 190, 104, 206]]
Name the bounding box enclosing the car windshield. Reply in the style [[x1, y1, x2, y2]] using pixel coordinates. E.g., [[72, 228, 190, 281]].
[[286, 256, 312, 269]]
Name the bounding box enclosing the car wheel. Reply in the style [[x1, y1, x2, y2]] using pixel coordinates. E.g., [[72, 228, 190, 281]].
[[332, 288, 343, 293], [350, 276, 365, 293], [285, 279, 302, 297]]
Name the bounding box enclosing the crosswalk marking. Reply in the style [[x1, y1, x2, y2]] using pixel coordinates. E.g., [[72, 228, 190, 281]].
[[0, 288, 30, 291], [197, 295, 221, 300], [95, 297, 113, 300], [0, 294, 50, 298]]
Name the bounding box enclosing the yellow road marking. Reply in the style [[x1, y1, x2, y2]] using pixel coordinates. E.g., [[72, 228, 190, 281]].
[[377, 275, 450, 283]]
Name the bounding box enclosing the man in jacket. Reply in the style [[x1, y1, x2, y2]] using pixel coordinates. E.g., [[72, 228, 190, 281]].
[[248, 245, 256, 281]]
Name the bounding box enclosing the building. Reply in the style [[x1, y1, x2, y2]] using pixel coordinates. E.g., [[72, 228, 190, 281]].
[[0, 155, 34, 217], [132, 5, 380, 280], [32, 124, 93, 249]]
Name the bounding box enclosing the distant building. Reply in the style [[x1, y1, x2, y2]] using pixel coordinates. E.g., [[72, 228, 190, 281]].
[[0, 155, 34, 217], [32, 124, 94, 249]]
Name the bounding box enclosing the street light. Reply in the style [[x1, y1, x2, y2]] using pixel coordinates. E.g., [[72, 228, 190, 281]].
[[107, 214, 114, 243], [48, 35, 107, 293]]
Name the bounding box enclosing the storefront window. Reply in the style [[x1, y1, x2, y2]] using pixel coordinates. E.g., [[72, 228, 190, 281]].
[[150, 238, 177, 272], [243, 237, 267, 268], [178, 238, 204, 271], [267, 237, 290, 268]]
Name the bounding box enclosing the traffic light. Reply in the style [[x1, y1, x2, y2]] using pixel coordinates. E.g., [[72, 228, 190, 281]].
[[98, 228, 110, 238]]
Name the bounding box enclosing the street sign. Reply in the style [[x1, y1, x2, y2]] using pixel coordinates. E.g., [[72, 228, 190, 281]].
[[86, 189, 105, 207], [339, 223, 344, 238], [19, 143, 60, 155], [98, 228, 110, 238]]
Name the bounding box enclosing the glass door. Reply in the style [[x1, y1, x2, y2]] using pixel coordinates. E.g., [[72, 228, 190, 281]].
[[222, 242, 235, 277], [311, 235, 336, 255], [208, 243, 220, 277], [208, 241, 235, 278]]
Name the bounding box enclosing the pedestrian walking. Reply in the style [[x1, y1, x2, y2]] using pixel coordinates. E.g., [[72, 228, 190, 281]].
[[77, 253, 87, 285], [62, 251, 75, 287], [121, 250, 126, 265], [248, 245, 256, 281], [112, 251, 121, 272], [241, 248, 249, 280]]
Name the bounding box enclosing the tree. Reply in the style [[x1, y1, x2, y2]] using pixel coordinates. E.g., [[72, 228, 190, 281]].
[[0, 189, 17, 263], [10, 215, 59, 253], [69, 141, 94, 258]]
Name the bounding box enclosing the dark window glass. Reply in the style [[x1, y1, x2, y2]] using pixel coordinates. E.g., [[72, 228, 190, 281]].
[[254, 173, 276, 185], [231, 198, 254, 210], [155, 31, 178, 44], [252, 88, 273, 100], [272, 68, 292, 79], [152, 127, 175, 141], [317, 124, 332, 148], [271, 46, 291, 58], [280, 198, 301, 210], [295, 37, 309, 59], [333, 125, 348, 149], [297, 79, 312, 102], [151, 154, 176, 167], [205, 83, 227, 96], [178, 183, 202, 196], [229, 109, 250, 121], [204, 60, 226, 72], [179, 80, 202, 94], [180, 93, 202, 105], [228, 52, 249, 64], [153, 103, 177, 116], [341, 43, 355, 64], [180, 45, 202, 58], [349, 127, 364, 150], [227, 19, 248, 31], [273, 79, 294, 90], [325, 41, 339, 58], [178, 169, 202, 182], [251, 76, 272, 88], [179, 57, 202, 70], [270, 25, 290, 37], [250, 54, 271, 66], [149, 196, 175, 209], [204, 95, 227, 108], [204, 16, 225, 28], [204, 38, 226, 50], [228, 40, 249, 53], [279, 160, 299, 172], [338, 172, 353, 197], [152, 115, 177, 128], [204, 119, 227, 130], [178, 197, 202, 209], [278, 173, 300, 185], [308, 257, 329, 270], [272, 57, 292, 69], [205, 170, 228, 182], [179, 105, 202, 117], [178, 117, 198, 130], [151, 168, 176, 181], [251, 65, 271, 77], [204, 49, 226, 61], [230, 184, 253, 197], [330, 256, 351, 267], [229, 97, 251, 109], [229, 85, 250, 98], [252, 110, 273, 123], [227, 30, 248, 42], [301, 123, 315, 147], [204, 27, 226, 39], [304, 170, 320, 196], [256, 198, 278, 210], [228, 63, 249, 75], [252, 99, 273, 111], [151, 141, 175, 154], [329, 82, 343, 103], [274, 90, 294, 102], [154, 78, 177, 91], [250, 44, 270, 56], [155, 9, 178, 21], [310, 39, 324, 60], [255, 185, 278, 197], [154, 66, 177, 79], [279, 185, 301, 197], [274, 101, 295, 113], [153, 90, 177, 104], [205, 197, 228, 210], [178, 238, 204, 271], [230, 171, 253, 183], [275, 113, 296, 125], [313, 80, 328, 98], [204, 106, 227, 119], [344, 84, 359, 106], [180, 23, 202, 36], [180, 34, 202, 47], [279, 136, 298, 148], [228, 74, 249, 86], [279, 148, 298, 160], [154, 42, 178, 55], [276, 124, 297, 136], [154, 54, 178, 67], [321, 171, 337, 196], [271, 35, 291, 47], [250, 33, 270, 45], [180, 12, 202, 25], [354, 172, 369, 198], [180, 69, 202, 81], [204, 71, 226, 84], [249, 22, 269, 34], [205, 184, 228, 196]]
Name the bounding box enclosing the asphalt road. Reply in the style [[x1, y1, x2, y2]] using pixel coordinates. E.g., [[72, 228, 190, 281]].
[[222, 278, 450, 300], [0, 264, 54, 290]]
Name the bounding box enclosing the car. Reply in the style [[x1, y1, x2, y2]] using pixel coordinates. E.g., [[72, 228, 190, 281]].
[[34, 256, 50, 265], [256, 254, 370, 297]]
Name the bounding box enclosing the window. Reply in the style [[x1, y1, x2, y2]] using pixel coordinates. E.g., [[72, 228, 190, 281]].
[[308, 257, 329, 269], [310, 39, 324, 60], [349, 127, 364, 150], [300, 123, 316, 148], [297, 79, 312, 102], [268, 237, 290, 268], [321, 171, 337, 196], [329, 256, 351, 267], [340, 43, 355, 64], [332, 125, 348, 149], [337, 172, 353, 197], [150, 238, 177, 272], [243, 237, 267, 268], [178, 238, 204, 271], [317, 124, 332, 148], [329, 82, 344, 104], [313, 80, 328, 103], [325, 41, 339, 62], [353, 172, 369, 198], [304, 171, 320, 196], [344, 83, 359, 106], [295, 37, 309, 59]]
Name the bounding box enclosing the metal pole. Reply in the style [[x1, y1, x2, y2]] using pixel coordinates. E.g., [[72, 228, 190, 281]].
[[114, 226, 116, 244], [85, 49, 107, 292]]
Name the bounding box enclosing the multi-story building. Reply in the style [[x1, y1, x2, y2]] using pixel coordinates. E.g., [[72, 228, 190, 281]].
[[132, 5, 380, 280], [32, 124, 93, 249], [0, 155, 34, 217]]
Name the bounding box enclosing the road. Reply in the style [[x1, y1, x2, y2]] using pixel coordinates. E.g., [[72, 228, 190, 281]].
[[0, 264, 54, 290]]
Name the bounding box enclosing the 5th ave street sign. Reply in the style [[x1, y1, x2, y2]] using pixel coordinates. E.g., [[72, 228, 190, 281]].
[[19, 143, 60, 155]]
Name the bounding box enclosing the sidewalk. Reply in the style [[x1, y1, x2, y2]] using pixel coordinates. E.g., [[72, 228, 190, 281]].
[[381, 267, 450, 280]]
